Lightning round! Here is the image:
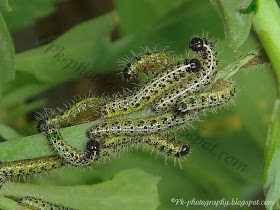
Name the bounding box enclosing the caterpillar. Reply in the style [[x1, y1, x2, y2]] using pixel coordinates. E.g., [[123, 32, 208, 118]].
[[87, 110, 200, 138], [46, 124, 191, 166], [101, 134, 190, 159], [153, 37, 218, 112], [175, 79, 236, 113], [120, 51, 174, 81], [46, 125, 109, 166], [37, 97, 105, 133], [19, 196, 74, 210], [0, 156, 65, 189]]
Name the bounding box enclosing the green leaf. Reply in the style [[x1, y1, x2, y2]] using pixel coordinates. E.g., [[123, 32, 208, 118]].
[[1, 84, 49, 108], [15, 12, 117, 83], [264, 99, 280, 210], [1, 0, 66, 32], [0, 124, 22, 140], [115, 0, 181, 35], [210, 0, 255, 50], [2, 169, 160, 210], [0, 10, 15, 90]]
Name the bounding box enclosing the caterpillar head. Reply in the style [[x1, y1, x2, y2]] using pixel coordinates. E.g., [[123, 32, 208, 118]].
[[86, 140, 100, 156], [189, 58, 201, 72], [175, 144, 190, 158], [123, 64, 132, 80], [36, 120, 48, 133], [189, 37, 204, 52]]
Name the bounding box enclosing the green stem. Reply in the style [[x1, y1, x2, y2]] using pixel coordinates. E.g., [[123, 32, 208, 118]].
[[253, 0, 280, 93]]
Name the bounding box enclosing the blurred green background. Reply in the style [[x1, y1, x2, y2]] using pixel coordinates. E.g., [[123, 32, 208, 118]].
[[0, 0, 277, 209]]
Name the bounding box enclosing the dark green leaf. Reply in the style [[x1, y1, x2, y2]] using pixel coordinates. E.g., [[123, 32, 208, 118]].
[[210, 0, 255, 50], [15, 12, 116, 83]]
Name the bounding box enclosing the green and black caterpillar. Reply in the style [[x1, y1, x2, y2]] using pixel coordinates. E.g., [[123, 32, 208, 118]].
[[0, 156, 64, 189]]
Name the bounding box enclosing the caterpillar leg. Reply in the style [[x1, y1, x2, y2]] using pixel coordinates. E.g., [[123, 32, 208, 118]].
[[153, 37, 218, 112], [37, 97, 105, 133], [19, 196, 74, 210], [0, 156, 64, 189], [174, 79, 235, 113]]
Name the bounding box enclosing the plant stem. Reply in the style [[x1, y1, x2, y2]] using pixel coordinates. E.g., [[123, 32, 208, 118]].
[[253, 0, 280, 93]]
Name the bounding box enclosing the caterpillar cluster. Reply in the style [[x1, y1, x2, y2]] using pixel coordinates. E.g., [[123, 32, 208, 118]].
[[18, 196, 74, 210], [0, 37, 236, 192], [39, 37, 235, 167]]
